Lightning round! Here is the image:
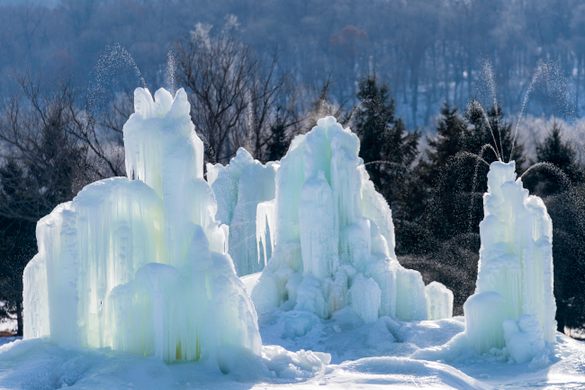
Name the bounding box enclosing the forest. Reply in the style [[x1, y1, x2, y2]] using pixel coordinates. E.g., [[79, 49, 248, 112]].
[[0, 0, 585, 126]]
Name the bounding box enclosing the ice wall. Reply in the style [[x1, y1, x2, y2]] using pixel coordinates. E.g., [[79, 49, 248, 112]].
[[251, 116, 453, 322], [207, 148, 277, 275], [22, 88, 261, 367], [463, 161, 556, 362]]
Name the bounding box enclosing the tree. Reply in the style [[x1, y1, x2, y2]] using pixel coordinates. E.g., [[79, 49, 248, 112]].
[[525, 123, 584, 196], [0, 81, 92, 335], [464, 102, 525, 166], [418, 103, 468, 189], [267, 113, 291, 161], [0, 160, 37, 336], [353, 76, 419, 215], [175, 21, 296, 163]]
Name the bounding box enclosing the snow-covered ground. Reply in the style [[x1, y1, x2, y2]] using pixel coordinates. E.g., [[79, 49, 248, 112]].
[[0, 273, 581, 389]]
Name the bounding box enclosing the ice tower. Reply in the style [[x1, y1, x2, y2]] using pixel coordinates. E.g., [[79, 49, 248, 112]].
[[207, 148, 277, 276], [251, 117, 453, 323], [22, 88, 262, 367], [463, 161, 556, 362]]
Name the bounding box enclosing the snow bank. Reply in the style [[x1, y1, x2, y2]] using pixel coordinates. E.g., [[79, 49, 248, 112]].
[[207, 148, 277, 275], [0, 338, 329, 388], [22, 88, 261, 368], [252, 116, 452, 323]]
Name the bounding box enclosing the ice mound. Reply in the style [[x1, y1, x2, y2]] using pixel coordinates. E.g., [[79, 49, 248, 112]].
[[251, 116, 453, 322], [207, 148, 278, 275], [425, 161, 556, 364], [22, 88, 262, 367]]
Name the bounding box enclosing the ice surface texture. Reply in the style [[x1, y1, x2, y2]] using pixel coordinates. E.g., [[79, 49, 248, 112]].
[[251, 116, 453, 322], [23, 88, 261, 367]]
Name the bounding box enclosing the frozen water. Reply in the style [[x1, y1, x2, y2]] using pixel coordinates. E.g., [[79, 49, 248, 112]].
[[425, 281, 454, 320], [252, 116, 451, 323], [22, 88, 262, 368], [207, 148, 277, 275], [436, 161, 557, 363]]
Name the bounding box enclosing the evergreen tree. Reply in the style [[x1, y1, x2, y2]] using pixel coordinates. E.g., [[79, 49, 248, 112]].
[[525, 123, 584, 196], [353, 76, 419, 216], [0, 160, 37, 336], [267, 120, 290, 161], [418, 103, 468, 188], [464, 102, 525, 166], [420, 104, 484, 241]]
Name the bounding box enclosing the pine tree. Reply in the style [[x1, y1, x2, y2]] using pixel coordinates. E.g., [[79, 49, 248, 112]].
[[523, 123, 583, 197], [267, 120, 290, 161], [353, 76, 419, 214], [418, 103, 468, 188], [464, 102, 525, 166], [0, 159, 37, 336]]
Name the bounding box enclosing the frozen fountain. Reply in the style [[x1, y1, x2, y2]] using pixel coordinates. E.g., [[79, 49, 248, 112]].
[[207, 149, 278, 276], [251, 116, 453, 323], [463, 160, 556, 362], [23, 88, 262, 367]]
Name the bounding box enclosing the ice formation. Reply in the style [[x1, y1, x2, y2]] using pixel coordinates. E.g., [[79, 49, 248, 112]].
[[251, 116, 453, 322], [463, 161, 556, 362], [207, 149, 277, 275], [22, 88, 262, 367]]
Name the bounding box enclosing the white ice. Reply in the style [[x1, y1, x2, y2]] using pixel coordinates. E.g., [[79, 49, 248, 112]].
[[13, 91, 572, 388], [252, 116, 452, 323], [207, 148, 277, 275], [422, 161, 557, 364], [466, 161, 556, 362], [22, 88, 262, 369]]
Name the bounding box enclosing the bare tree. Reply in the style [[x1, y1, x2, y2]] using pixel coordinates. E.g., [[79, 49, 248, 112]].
[[175, 20, 298, 163]]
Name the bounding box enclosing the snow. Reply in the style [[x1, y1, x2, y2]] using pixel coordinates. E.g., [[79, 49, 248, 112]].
[[207, 148, 277, 275], [252, 116, 450, 323], [1, 316, 583, 388]]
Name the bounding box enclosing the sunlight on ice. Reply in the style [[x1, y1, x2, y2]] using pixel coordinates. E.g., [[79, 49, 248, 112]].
[[23, 88, 262, 368]]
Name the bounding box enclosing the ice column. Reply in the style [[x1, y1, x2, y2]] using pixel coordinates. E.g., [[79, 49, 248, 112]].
[[207, 148, 277, 275], [463, 161, 556, 362], [22, 88, 262, 368], [252, 116, 451, 323]]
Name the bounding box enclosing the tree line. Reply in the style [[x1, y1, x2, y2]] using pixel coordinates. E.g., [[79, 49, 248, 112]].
[[2, 0, 585, 126], [1, 26, 584, 337]]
